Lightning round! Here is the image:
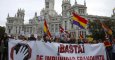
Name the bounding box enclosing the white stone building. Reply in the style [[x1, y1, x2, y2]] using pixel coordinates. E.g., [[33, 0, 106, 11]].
[[6, 0, 115, 39]]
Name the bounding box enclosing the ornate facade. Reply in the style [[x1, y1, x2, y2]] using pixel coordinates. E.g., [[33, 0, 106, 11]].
[[6, 0, 115, 38]]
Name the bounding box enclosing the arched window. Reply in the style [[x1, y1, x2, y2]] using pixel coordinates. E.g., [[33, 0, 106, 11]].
[[46, 2, 49, 8]]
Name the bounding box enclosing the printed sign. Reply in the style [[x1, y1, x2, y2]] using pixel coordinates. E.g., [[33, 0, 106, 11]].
[[9, 40, 107, 60]]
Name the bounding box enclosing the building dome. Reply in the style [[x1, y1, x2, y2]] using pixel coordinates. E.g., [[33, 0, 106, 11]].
[[48, 10, 58, 17]]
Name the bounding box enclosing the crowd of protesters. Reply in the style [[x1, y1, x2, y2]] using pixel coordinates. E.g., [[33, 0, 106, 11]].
[[0, 33, 115, 60]]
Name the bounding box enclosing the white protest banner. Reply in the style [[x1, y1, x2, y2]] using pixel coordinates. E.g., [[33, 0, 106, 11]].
[[9, 39, 107, 60]]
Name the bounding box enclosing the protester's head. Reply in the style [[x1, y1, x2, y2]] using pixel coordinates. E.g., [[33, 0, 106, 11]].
[[113, 38, 115, 43], [46, 35, 50, 40], [30, 34, 34, 37], [9, 34, 14, 39], [37, 35, 42, 40], [18, 35, 23, 40], [98, 39, 103, 43], [2, 33, 8, 40], [18, 35, 26, 40], [4, 33, 8, 37]]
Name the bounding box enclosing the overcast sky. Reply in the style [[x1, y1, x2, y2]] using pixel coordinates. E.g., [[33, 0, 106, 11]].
[[0, 0, 115, 26]]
